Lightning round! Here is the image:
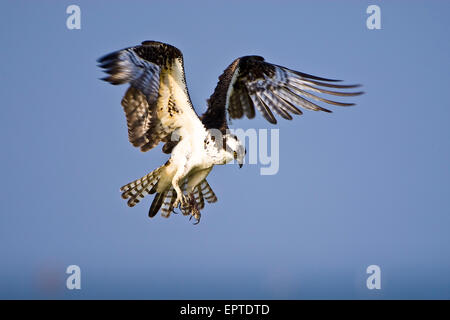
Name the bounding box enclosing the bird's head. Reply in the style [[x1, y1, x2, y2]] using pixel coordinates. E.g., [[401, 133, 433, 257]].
[[223, 134, 246, 168]]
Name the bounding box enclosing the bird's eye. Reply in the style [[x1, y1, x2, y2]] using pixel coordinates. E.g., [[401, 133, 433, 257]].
[[233, 151, 238, 159]]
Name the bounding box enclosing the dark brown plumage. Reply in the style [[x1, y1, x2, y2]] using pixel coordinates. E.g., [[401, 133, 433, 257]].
[[203, 55, 363, 130]]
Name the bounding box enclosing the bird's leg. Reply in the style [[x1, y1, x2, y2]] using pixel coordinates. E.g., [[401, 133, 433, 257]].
[[172, 171, 189, 209], [172, 186, 184, 209]]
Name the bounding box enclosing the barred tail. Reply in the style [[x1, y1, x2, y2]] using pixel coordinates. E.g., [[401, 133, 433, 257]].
[[153, 188, 177, 218], [198, 180, 218, 204], [120, 166, 163, 207], [148, 179, 218, 219], [123, 171, 218, 220]]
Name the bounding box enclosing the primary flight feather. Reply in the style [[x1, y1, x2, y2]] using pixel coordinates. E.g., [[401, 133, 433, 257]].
[[98, 40, 363, 224]]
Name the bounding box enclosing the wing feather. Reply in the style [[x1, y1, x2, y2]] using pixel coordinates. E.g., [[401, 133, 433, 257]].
[[261, 91, 293, 120], [259, 91, 292, 120], [98, 41, 204, 152], [248, 91, 277, 124], [239, 89, 256, 119], [202, 55, 363, 128]]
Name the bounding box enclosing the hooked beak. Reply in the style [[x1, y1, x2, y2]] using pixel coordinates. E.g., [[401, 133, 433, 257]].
[[237, 147, 246, 169]]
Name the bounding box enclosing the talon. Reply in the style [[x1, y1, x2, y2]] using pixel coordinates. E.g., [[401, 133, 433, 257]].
[[180, 193, 201, 224], [189, 192, 201, 225], [173, 195, 182, 209], [174, 193, 189, 209], [193, 212, 201, 225]]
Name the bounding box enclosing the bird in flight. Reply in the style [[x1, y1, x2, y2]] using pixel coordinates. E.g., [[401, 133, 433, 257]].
[[98, 40, 362, 224]]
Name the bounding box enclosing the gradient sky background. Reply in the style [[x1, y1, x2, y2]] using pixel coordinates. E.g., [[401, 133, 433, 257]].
[[1, 0, 449, 299]]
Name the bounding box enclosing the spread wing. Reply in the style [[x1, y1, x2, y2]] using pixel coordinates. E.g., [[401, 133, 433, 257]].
[[201, 56, 363, 130], [98, 41, 204, 153]]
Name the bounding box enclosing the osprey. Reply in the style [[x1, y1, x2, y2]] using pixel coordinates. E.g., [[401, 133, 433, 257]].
[[98, 41, 362, 224]]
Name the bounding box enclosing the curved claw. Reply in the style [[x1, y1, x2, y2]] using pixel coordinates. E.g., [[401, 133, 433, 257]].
[[193, 218, 200, 225], [183, 192, 201, 225], [189, 212, 201, 225], [174, 194, 189, 211]]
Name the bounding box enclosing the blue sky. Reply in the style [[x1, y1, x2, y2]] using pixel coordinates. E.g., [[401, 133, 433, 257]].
[[1, 0, 450, 299]]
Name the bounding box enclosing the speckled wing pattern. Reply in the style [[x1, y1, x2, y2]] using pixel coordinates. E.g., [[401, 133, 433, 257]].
[[203, 56, 363, 128], [98, 41, 190, 152]]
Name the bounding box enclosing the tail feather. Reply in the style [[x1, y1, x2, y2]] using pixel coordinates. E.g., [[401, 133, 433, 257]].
[[200, 180, 218, 203], [121, 169, 217, 221], [120, 166, 163, 207], [160, 188, 177, 218], [180, 182, 192, 216], [149, 192, 164, 217], [194, 185, 205, 210]]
